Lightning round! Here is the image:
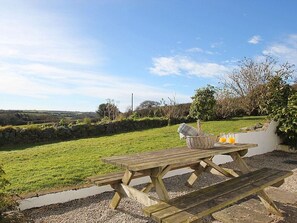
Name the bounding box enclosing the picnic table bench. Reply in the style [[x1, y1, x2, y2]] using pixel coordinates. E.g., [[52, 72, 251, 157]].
[[143, 167, 292, 223], [88, 143, 293, 222], [87, 171, 146, 186]]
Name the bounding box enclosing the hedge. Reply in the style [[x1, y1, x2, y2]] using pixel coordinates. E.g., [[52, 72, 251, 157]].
[[0, 117, 193, 147]]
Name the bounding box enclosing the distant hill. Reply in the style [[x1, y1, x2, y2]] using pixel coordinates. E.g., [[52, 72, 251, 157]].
[[0, 110, 97, 126]]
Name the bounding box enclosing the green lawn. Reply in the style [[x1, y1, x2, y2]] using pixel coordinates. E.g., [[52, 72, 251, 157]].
[[0, 116, 266, 195]]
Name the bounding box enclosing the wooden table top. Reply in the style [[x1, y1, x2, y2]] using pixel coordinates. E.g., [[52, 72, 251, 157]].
[[102, 143, 258, 172]]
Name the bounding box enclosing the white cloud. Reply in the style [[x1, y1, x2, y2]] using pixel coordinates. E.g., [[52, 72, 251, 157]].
[[149, 57, 181, 76], [186, 47, 217, 55], [0, 6, 100, 65], [248, 35, 262, 44], [186, 47, 203, 53], [0, 4, 191, 111], [0, 61, 190, 111], [150, 56, 230, 78], [210, 41, 223, 48], [262, 34, 297, 66]]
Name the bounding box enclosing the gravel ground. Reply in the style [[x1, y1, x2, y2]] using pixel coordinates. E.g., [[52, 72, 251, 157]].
[[23, 151, 297, 223]]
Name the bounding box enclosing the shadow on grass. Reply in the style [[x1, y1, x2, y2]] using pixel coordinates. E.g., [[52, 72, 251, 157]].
[[0, 127, 163, 152], [0, 134, 115, 152], [0, 140, 64, 152], [216, 116, 267, 122]]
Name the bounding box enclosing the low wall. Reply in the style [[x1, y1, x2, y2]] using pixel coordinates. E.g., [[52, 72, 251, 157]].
[[213, 120, 281, 164]]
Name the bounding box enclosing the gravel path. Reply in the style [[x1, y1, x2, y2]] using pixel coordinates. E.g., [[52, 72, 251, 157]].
[[23, 151, 297, 223]]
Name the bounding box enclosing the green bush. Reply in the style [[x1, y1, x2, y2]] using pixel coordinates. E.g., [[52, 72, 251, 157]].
[[275, 92, 297, 147], [0, 117, 191, 147], [0, 165, 14, 216], [190, 85, 216, 121], [261, 76, 297, 148]]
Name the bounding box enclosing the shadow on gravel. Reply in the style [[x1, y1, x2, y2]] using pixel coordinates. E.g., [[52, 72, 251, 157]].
[[116, 207, 149, 222], [23, 192, 113, 219], [276, 202, 297, 223]]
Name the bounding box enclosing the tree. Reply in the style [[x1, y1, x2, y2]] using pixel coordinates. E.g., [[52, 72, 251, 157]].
[[159, 96, 183, 124], [223, 56, 295, 115], [189, 85, 216, 121], [135, 100, 160, 110], [96, 99, 120, 120], [215, 89, 245, 119]]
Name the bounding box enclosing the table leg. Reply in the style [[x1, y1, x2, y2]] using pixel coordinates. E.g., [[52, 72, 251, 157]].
[[110, 169, 134, 209], [186, 157, 214, 187], [230, 152, 283, 216], [141, 165, 171, 194], [186, 163, 206, 187], [202, 159, 239, 178], [150, 166, 170, 201], [229, 152, 250, 174], [141, 183, 154, 193]]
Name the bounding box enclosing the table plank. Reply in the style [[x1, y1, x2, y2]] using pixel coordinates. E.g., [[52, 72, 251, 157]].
[[128, 145, 256, 171], [103, 144, 257, 172], [103, 144, 253, 163]]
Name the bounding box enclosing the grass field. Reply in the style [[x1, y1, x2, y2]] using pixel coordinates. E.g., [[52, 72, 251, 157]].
[[0, 116, 266, 195]]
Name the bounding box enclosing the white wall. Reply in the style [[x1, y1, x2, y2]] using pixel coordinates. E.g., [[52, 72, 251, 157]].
[[213, 120, 281, 164]]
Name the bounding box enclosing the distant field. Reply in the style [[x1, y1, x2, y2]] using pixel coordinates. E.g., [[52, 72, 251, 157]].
[[0, 116, 266, 195], [0, 109, 97, 126]]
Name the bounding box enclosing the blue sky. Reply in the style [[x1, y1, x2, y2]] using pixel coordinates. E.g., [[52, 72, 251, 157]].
[[1, 0, 297, 112]]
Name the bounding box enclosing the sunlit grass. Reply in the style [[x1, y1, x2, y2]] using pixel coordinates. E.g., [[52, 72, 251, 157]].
[[0, 116, 266, 194]]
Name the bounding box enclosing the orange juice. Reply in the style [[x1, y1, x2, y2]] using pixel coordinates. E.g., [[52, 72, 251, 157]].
[[219, 137, 226, 143], [227, 137, 235, 144]]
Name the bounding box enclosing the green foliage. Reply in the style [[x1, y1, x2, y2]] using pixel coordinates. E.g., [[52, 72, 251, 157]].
[[275, 92, 297, 147], [261, 76, 297, 147], [96, 100, 120, 120], [136, 100, 160, 110], [0, 110, 97, 126], [83, 117, 91, 125], [0, 116, 265, 194], [0, 164, 14, 214], [132, 103, 191, 119], [262, 76, 293, 116], [0, 117, 181, 146], [190, 85, 216, 121], [223, 56, 295, 115]]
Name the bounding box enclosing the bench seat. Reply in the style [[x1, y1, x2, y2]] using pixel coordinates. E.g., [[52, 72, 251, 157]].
[[87, 171, 145, 186], [87, 161, 202, 187], [143, 168, 292, 223]]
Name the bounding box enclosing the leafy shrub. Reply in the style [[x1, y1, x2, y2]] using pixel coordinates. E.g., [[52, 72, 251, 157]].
[[275, 92, 297, 147], [0, 165, 15, 216], [262, 76, 293, 116], [83, 117, 91, 125], [190, 85, 216, 121], [0, 117, 190, 146]]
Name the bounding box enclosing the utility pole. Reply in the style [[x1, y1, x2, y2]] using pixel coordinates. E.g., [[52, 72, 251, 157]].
[[131, 93, 134, 112]]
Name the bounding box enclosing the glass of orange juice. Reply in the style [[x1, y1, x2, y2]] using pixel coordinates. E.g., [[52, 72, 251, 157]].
[[227, 133, 236, 144], [219, 133, 227, 143]]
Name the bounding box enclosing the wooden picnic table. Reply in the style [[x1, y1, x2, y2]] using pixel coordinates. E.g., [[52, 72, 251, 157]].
[[102, 143, 259, 209]]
